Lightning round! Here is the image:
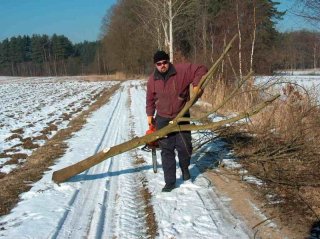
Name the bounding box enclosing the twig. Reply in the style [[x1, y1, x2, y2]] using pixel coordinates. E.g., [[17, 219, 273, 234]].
[[252, 216, 276, 230]]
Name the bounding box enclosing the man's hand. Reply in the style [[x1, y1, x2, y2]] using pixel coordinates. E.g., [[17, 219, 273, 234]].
[[147, 116, 154, 126], [193, 86, 203, 99]]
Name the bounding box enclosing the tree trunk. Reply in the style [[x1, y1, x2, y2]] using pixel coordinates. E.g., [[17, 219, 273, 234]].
[[236, 2, 243, 79], [250, 3, 257, 73], [168, 0, 173, 62]]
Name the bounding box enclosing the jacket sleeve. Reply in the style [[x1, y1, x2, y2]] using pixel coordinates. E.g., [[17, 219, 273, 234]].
[[188, 64, 208, 87], [146, 76, 156, 116]]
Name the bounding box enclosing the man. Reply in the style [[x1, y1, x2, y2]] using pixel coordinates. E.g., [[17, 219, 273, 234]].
[[146, 50, 208, 192]]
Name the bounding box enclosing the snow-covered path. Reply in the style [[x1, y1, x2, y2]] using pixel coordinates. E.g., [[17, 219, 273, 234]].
[[0, 80, 251, 238]]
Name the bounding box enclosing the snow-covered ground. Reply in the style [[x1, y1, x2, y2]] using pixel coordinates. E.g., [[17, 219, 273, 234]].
[[0, 77, 117, 173], [256, 75, 320, 102], [274, 68, 320, 75], [257, 74, 320, 87], [0, 78, 252, 238]]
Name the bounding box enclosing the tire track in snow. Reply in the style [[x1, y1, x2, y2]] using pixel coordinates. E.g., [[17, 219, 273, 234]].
[[102, 82, 150, 238], [127, 81, 159, 237], [52, 86, 126, 238], [53, 82, 150, 239], [52, 87, 123, 238]]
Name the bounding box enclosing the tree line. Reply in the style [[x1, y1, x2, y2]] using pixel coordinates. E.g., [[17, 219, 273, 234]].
[[0, 34, 105, 76], [100, 0, 320, 77], [1, 0, 320, 77]]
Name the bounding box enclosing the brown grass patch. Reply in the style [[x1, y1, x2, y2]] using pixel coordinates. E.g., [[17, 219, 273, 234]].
[[33, 134, 49, 141], [10, 153, 28, 161], [81, 73, 146, 82], [3, 158, 19, 166], [0, 153, 9, 158], [0, 83, 120, 216], [140, 178, 158, 238], [133, 153, 157, 237], [203, 79, 320, 237], [5, 134, 23, 142], [4, 148, 19, 153], [11, 128, 24, 134], [41, 124, 58, 134], [61, 113, 71, 121], [202, 78, 254, 113], [22, 138, 39, 150], [133, 157, 146, 165]]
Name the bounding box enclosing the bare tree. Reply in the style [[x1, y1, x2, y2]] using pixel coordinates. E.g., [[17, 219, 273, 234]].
[[250, 0, 257, 72], [236, 1, 243, 79], [136, 0, 195, 62], [296, 0, 320, 24]]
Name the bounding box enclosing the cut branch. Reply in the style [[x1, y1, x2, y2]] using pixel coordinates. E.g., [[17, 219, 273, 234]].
[[51, 34, 280, 184], [52, 93, 279, 183]]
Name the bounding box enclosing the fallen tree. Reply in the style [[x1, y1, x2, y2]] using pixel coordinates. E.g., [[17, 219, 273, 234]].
[[52, 34, 280, 183]]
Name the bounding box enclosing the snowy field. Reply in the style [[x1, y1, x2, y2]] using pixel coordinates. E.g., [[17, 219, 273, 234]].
[[274, 68, 320, 76], [0, 78, 252, 238], [1, 74, 317, 238], [256, 74, 320, 102], [0, 77, 117, 174]]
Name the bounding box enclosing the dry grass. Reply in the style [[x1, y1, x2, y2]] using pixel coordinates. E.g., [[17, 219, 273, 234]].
[[203, 78, 320, 237], [5, 133, 23, 141], [82, 72, 147, 82], [202, 78, 255, 113], [140, 178, 158, 238], [0, 83, 120, 216]]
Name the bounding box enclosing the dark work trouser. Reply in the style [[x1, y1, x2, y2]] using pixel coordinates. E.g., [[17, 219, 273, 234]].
[[156, 114, 192, 185]]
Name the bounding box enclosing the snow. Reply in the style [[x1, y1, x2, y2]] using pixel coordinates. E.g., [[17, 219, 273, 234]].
[[255, 75, 320, 101], [0, 76, 117, 174], [274, 68, 320, 76], [0, 78, 253, 238]]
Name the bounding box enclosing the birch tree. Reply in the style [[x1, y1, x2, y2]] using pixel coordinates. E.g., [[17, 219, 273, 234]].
[[250, 0, 257, 72], [137, 0, 195, 62]]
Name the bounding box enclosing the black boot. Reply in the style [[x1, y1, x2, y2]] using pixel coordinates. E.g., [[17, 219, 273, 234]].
[[181, 168, 191, 181], [162, 183, 176, 192]]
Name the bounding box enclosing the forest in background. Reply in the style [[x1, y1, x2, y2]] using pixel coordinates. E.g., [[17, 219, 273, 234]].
[[1, 0, 320, 77], [0, 34, 102, 76]]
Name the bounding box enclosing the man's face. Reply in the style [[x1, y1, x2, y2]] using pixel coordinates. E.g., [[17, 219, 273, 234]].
[[155, 60, 169, 73]]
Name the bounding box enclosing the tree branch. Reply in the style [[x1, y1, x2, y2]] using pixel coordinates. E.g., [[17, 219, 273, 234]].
[[51, 34, 280, 184]]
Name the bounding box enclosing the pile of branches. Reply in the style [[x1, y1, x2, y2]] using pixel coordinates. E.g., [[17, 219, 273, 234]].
[[217, 81, 320, 232]]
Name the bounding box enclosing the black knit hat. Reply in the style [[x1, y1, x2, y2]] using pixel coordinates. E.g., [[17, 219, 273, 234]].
[[153, 50, 169, 63]]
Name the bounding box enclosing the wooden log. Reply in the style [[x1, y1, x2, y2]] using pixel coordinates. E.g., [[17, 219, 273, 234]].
[[52, 94, 279, 183]]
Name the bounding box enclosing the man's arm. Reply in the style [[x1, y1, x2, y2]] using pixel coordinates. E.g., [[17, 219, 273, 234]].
[[189, 64, 207, 99], [191, 64, 208, 86], [146, 77, 156, 125]]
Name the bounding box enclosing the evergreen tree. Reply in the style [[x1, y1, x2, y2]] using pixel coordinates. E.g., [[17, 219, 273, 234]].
[[0, 39, 10, 65], [31, 34, 47, 63], [51, 34, 74, 60]]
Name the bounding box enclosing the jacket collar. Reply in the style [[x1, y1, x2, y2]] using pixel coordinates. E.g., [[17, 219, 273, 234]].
[[154, 63, 176, 81]]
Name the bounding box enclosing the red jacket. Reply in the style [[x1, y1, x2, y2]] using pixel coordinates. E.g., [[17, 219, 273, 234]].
[[146, 63, 208, 118]]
